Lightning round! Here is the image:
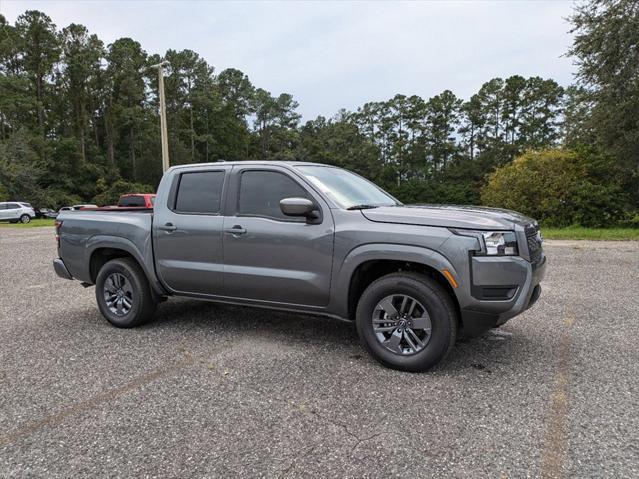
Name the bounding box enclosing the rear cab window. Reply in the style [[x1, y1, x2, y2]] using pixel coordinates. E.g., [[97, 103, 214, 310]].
[[118, 196, 146, 207]]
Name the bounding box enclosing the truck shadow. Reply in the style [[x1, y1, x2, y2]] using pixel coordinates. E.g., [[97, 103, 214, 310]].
[[144, 298, 535, 374]]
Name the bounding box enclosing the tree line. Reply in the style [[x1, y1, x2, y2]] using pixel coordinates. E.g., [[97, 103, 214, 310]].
[[0, 1, 637, 226]]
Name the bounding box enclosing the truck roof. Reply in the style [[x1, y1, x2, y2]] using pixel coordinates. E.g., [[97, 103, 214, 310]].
[[167, 160, 332, 172]]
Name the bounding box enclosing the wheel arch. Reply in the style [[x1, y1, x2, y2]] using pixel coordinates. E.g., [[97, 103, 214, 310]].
[[90, 247, 137, 283], [86, 236, 167, 296], [330, 244, 462, 321]]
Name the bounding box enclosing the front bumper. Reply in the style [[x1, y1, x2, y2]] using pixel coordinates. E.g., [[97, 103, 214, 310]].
[[53, 258, 73, 280], [460, 254, 547, 336]]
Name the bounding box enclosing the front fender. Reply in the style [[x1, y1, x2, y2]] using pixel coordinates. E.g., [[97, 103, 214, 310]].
[[327, 243, 461, 319]]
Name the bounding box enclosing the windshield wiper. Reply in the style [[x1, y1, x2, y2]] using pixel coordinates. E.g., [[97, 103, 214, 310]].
[[346, 204, 380, 210]]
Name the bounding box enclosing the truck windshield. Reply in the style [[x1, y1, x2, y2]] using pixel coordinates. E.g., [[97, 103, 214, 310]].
[[297, 165, 400, 209]]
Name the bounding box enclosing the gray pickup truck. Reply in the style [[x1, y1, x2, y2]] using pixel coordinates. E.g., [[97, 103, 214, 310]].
[[54, 161, 546, 371]]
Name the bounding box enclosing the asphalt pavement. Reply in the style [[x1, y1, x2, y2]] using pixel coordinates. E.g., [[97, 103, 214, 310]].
[[1, 227, 637, 478]]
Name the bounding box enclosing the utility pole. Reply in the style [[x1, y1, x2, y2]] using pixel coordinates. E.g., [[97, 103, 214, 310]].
[[150, 61, 170, 172]]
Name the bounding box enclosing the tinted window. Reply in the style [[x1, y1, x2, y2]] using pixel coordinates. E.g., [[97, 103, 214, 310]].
[[175, 171, 224, 214], [119, 196, 146, 207], [6, 203, 19, 209], [239, 170, 310, 220]]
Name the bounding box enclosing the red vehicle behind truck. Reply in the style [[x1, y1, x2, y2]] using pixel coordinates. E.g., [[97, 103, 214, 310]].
[[117, 194, 156, 208]]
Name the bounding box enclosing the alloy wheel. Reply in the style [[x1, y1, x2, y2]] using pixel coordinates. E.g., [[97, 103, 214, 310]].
[[103, 272, 134, 316], [372, 294, 432, 355]]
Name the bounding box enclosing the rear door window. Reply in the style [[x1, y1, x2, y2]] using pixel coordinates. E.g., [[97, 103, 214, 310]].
[[174, 171, 225, 214]]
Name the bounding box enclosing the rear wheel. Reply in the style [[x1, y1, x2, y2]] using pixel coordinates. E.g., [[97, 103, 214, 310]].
[[356, 272, 457, 372], [95, 258, 156, 328], [20, 214, 31, 223]]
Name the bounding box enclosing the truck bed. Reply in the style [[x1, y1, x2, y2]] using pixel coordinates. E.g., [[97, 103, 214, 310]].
[[56, 208, 156, 287]]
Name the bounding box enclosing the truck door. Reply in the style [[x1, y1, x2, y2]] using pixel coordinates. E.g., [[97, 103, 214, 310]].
[[222, 166, 334, 307], [153, 166, 229, 295]]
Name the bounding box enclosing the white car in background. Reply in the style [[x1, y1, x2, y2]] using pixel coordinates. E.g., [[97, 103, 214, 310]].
[[0, 202, 36, 223]]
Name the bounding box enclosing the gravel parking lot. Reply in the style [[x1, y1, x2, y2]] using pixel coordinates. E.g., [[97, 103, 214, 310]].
[[1, 227, 637, 478]]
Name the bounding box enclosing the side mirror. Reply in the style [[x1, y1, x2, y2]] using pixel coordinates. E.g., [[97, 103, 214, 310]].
[[280, 197, 318, 219]]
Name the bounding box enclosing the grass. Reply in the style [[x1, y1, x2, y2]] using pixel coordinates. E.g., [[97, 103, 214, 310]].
[[542, 226, 639, 241], [0, 218, 56, 228]]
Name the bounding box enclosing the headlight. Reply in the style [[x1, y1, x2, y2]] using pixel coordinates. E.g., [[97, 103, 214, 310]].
[[450, 229, 519, 256], [480, 231, 518, 256]]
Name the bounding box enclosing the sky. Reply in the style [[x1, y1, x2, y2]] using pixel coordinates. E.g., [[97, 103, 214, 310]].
[[0, 0, 577, 121]]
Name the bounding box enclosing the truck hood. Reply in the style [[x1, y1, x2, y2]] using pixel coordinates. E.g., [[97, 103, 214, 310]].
[[361, 204, 534, 230]]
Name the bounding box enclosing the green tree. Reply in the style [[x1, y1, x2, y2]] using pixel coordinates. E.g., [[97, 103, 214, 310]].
[[569, 0, 639, 177], [252, 89, 301, 159], [14, 10, 60, 135], [297, 115, 381, 180], [424, 90, 462, 172], [104, 37, 148, 178], [59, 23, 104, 162]]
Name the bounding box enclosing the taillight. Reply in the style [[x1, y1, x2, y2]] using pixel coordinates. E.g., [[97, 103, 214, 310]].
[[55, 220, 63, 248]]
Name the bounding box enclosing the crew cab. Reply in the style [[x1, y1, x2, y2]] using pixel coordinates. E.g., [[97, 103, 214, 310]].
[[53, 161, 546, 371]]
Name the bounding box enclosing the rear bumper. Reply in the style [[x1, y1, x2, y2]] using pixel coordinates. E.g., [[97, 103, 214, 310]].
[[53, 258, 73, 280], [460, 255, 547, 336]]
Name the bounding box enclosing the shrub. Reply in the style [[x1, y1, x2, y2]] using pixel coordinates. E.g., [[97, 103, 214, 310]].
[[481, 149, 631, 227]]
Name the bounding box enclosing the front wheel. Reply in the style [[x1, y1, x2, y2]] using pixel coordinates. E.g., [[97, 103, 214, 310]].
[[356, 272, 457, 372], [20, 214, 31, 223], [95, 258, 157, 328]]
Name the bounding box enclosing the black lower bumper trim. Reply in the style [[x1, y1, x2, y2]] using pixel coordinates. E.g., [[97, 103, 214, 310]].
[[53, 258, 73, 280], [526, 285, 542, 310], [459, 310, 499, 337]]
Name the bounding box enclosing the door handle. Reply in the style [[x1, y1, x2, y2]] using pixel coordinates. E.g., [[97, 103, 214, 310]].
[[159, 223, 177, 232], [224, 225, 247, 235]]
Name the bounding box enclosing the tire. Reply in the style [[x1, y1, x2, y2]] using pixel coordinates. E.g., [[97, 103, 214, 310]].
[[355, 272, 458, 372], [95, 258, 157, 328], [20, 214, 31, 223]]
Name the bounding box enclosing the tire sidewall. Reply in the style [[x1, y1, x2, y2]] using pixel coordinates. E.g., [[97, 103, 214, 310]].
[[20, 214, 30, 223], [356, 274, 455, 372], [95, 260, 147, 328]]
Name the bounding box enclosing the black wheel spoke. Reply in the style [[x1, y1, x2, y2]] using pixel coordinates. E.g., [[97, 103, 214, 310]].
[[383, 330, 403, 354], [377, 297, 399, 318], [372, 294, 431, 356], [411, 314, 431, 332], [404, 330, 418, 351], [399, 296, 409, 315], [406, 328, 425, 348], [374, 325, 397, 333]]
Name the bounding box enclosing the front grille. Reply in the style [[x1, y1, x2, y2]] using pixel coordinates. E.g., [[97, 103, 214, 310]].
[[525, 223, 543, 264]]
